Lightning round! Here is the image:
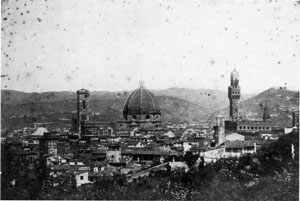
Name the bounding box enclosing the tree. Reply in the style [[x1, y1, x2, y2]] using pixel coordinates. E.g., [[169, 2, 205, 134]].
[[183, 151, 198, 167]]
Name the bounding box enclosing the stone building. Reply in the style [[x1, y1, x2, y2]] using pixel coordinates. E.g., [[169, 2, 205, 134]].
[[213, 115, 225, 146], [224, 69, 272, 135], [106, 144, 122, 163], [73, 88, 90, 136], [228, 69, 241, 122], [116, 82, 163, 137], [237, 120, 272, 133], [72, 88, 116, 139]]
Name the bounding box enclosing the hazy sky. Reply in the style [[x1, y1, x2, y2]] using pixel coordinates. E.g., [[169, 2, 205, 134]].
[[1, 0, 299, 93]]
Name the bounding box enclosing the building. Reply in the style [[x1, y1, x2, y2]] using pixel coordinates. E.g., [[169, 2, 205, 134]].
[[213, 115, 225, 146], [74, 171, 91, 187], [116, 82, 163, 136], [237, 120, 272, 133], [73, 88, 117, 139], [16, 150, 40, 168], [228, 69, 241, 122], [106, 144, 122, 163], [224, 141, 256, 158], [38, 134, 60, 155], [77, 89, 90, 136], [81, 121, 115, 137], [224, 69, 272, 135]]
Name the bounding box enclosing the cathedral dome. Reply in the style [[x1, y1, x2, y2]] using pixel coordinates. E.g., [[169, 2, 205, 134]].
[[123, 82, 161, 120]]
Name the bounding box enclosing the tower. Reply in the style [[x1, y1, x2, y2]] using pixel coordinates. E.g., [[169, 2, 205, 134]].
[[77, 89, 90, 136], [214, 115, 225, 146], [228, 69, 241, 122]]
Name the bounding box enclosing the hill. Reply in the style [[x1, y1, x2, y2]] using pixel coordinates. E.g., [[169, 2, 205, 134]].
[[2, 87, 297, 130], [1, 94, 208, 130], [1, 88, 237, 130], [1, 88, 256, 110]]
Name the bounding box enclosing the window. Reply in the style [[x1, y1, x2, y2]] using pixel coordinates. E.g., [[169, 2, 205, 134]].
[[262, 127, 265, 130], [247, 126, 250, 129], [233, 148, 240, 153], [266, 127, 269, 130], [243, 126, 246, 129], [146, 115, 150, 120], [82, 100, 86, 109], [255, 127, 257, 130], [251, 127, 253, 130], [239, 126, 242, 129], [29, 156, 34, 164], [80, 176, 84, 180], [259, 127, 261, 130]]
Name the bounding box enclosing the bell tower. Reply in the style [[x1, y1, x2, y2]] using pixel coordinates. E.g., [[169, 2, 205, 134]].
[[228, 69, 241, 122], [77, 89, 90, 136]]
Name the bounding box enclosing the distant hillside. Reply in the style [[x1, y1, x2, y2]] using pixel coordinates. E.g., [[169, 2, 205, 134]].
[[219, 88, 299, 127], [1, 93, 208, 130], [1, 90, 76, 104], [7, 87, 295, 131], [1, 90, 129, 104], [1, 88, 256, 112], [153, 88, 228, 113]]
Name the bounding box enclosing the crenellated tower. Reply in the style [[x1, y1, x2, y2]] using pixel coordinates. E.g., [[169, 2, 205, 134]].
[[228, 69, 241, 122], [77, 88, 90, 136]]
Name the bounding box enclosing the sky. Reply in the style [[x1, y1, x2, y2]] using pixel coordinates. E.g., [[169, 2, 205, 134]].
[[1, 0, 300, 93]]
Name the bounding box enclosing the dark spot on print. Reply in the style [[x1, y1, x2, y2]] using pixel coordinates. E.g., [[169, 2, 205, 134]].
[[66, 75, 72, 81]]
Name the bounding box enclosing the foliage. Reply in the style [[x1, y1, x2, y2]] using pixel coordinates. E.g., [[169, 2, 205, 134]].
[[183, 151, 199, 167], [1, 143, 48, 200]]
